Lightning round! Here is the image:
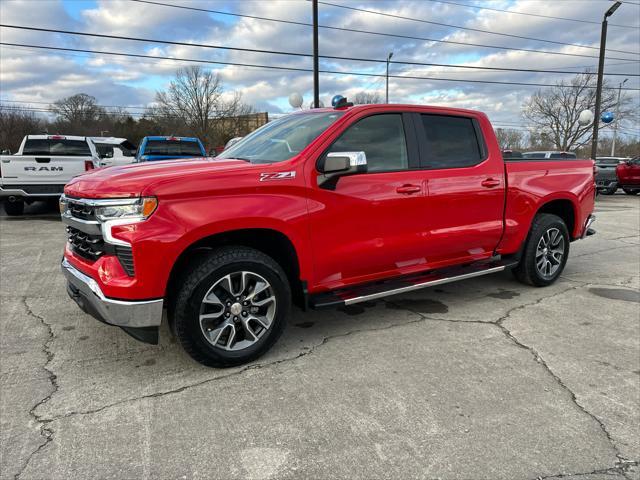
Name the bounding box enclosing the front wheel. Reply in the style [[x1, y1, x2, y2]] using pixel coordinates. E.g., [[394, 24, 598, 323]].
[[512, 213, 570, 287], [623, 188, 639, 195], [172, 247, 291, 368]]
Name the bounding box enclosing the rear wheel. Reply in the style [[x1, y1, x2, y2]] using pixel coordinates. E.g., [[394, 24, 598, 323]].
[[171, 247, 291, 368], [623, 188, 639, 195], [4, 199, 24, 216], [512, 213, 570, 287]]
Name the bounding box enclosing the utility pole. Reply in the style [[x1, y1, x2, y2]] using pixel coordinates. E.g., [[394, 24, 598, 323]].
[[312, 0, 319, 108], [386, 52, 393, 103], [611, 78, 628, 156], [591, 1, 622, 160]]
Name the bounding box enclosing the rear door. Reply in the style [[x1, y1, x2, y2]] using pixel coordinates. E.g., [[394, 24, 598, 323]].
[[1, 138, 92, 185], [414, 112, 505, 266]]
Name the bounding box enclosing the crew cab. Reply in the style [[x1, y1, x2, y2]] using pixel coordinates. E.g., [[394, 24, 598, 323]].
[[135, 136, 206, 162], [60, 103, 596, 368], [616, 157, 640, 195], [1, 135, 99, 215]]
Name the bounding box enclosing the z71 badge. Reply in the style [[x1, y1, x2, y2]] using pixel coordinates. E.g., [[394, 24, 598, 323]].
[[260, 171, 296, 181]]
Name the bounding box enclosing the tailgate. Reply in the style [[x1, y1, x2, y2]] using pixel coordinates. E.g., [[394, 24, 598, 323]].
[[1, 155, 89, 185]]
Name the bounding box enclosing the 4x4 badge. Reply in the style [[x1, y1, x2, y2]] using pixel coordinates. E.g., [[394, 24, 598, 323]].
[[260, 171, 296, 181]]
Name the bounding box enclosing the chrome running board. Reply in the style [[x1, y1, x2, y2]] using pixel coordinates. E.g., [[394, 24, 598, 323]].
[[309, 258, 518, 309]]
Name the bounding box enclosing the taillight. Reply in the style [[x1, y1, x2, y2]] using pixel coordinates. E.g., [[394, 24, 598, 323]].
[[84, 160, 95, 171]]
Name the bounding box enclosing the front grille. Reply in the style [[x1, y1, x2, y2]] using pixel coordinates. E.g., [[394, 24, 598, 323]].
[[65, 198, 136, 277], [115, 246, 135, 276], [68, 200, 96, 221], [67, 226, 105, 261]]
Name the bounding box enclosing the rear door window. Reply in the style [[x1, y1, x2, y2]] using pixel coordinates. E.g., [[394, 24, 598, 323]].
[[23, 139, 91, 156], [418, 115, 483, 169]]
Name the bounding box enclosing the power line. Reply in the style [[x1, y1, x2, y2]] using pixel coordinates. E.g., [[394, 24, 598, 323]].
[[127, 0, 640, 62], [316, 1, 640, 57], [7, 43, 637, 83], [2, 25, 640, 78], [2, 42, 640, 91], [422, 0, 640, 29]]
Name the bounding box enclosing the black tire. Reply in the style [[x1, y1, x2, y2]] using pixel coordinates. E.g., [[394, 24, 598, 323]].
[[512, 213, 570, 287], [598, 186, 617, 195], [4, 200, 24, 216], [622, 188, 639, 195], [171, 246, 291, 368]]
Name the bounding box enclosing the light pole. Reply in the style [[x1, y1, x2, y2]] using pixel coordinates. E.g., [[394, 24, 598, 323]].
[[611, 77, 628, 156], [386, 52, 393, 103], [312, 0, 319, 108], [591, 1, 622, 160]]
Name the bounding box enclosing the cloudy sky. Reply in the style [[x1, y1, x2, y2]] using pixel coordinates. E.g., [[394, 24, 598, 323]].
[[1, 0, 639, 137]]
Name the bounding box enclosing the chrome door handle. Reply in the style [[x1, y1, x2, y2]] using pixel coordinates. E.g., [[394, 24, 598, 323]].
[[396, 184, 421, 194], [481, 178, 501, 188]]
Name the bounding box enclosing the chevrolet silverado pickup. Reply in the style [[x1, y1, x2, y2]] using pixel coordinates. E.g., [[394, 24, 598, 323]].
[[60, 102, 596, 367], [1, 135, 99, 215]]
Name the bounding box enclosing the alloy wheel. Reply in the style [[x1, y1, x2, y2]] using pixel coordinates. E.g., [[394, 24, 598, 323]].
[[199, 271, 276, 351], [535, 228, 565, 279]]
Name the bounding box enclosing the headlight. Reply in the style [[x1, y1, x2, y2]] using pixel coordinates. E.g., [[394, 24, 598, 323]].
[[59, 194, 68, 215], [95, 197, 158, 222]]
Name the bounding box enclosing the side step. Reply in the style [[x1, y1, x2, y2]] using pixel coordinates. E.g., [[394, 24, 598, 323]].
[[309, 258, 519, 309]]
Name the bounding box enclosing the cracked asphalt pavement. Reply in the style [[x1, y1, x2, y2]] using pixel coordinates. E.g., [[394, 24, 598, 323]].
[[1, 195, 638, 480]]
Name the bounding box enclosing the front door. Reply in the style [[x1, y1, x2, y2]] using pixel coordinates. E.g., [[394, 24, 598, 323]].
[[307, 112, 431, 290]]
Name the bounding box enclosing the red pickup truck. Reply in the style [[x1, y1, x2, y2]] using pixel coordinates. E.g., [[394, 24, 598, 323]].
[[616, 157, 640, 195], [60, 103, 596, 367]]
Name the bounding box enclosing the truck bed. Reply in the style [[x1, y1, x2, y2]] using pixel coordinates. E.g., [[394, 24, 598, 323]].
[[499, 158, 596, 254]]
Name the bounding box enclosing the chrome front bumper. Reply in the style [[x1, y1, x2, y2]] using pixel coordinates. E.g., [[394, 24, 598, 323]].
[[61, 257, 163, 330]]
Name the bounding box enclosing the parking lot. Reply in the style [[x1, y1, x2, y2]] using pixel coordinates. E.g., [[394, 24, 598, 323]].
[[0, 194, 638, 480]]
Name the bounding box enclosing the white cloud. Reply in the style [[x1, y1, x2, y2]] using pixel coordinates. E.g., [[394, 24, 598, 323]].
[[0, 0, 638, 135]]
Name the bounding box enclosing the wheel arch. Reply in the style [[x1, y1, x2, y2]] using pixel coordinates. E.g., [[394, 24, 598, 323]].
[[535, 197, 578, 239], [166, 228, 305, 310]]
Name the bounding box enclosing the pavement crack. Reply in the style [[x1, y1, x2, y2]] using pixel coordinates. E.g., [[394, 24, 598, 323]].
[[534, 458, 639, 479], [14, 297, 58, 480], [388, 283, 632, 472], [495, 286, 629, 468], [43, 314, 429, 422]]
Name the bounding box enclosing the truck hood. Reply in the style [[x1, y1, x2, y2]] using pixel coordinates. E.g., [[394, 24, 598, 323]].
[[64, 157, 253, 198]]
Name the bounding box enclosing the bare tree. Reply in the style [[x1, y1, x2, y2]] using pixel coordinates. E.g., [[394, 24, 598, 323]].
[[51, 93, 106, 125], [522, 72, 630, 152], [0, 108, 42, 152], [495, 128, 525, 150], [354, 91, 382, 105], [154, 66, 254, 146]]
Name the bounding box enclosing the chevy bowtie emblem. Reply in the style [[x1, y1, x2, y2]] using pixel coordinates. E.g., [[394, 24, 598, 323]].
[[260, 171, 296, 181]]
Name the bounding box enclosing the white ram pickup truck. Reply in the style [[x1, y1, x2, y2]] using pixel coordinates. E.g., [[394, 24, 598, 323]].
[[0, 135, 100, 215]]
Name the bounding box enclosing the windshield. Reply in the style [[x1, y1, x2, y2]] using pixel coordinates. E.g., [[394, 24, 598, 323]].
[[218, 111, 344, 163], [144, 140, 203, 156]]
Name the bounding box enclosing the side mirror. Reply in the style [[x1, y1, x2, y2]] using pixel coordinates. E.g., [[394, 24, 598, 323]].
[[209, 149, 217, 157], [318, 151, 367, 189], [320, 149, 366, 175]]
